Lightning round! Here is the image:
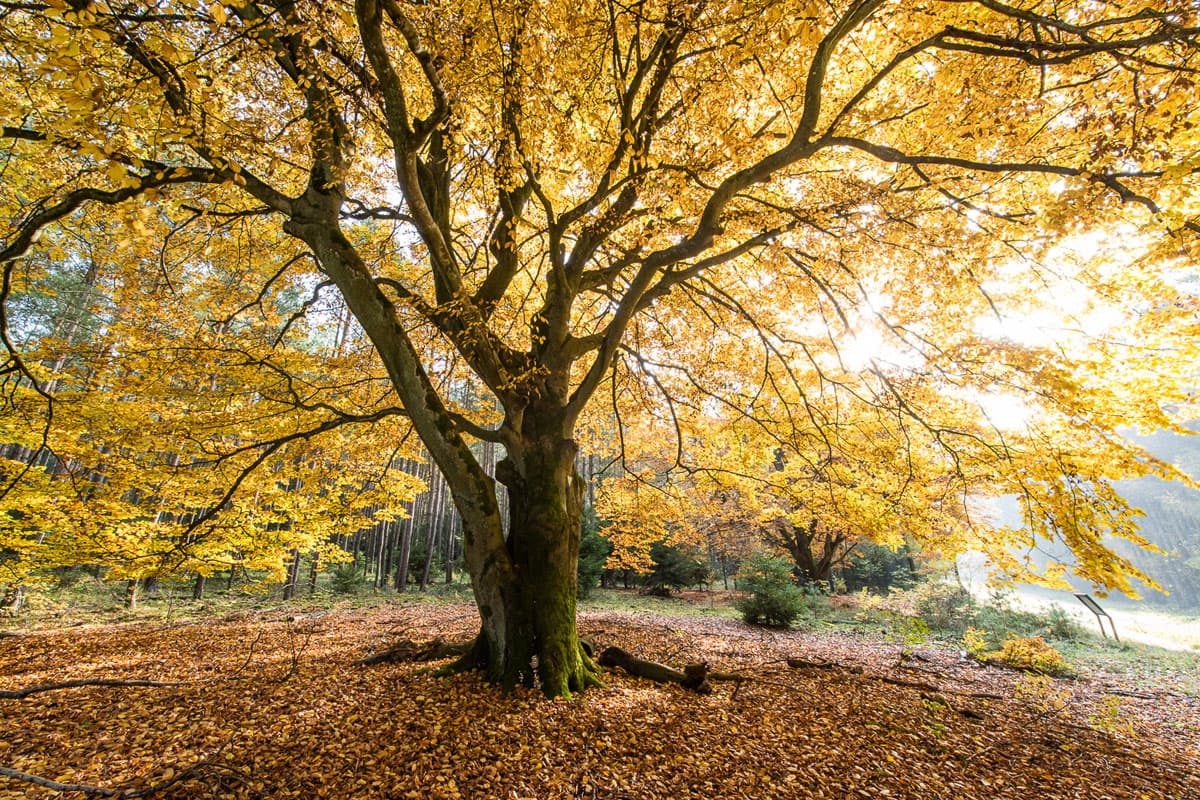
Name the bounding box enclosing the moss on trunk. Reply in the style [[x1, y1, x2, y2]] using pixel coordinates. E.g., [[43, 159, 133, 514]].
[[459, 432, 603, 697]]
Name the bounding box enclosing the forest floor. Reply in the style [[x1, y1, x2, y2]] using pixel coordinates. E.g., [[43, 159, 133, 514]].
[[1, 599, 1197, 800]]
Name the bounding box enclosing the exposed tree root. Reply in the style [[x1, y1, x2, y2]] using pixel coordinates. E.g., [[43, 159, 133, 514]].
[[597, 646, 746, 694], [1, 630, 283, 698], [918, 692, 986, 720], [362, 636, 603, 697], [0, 766, 121, 797], [786, 656, 857, 672], [356, 634, 997, 720], [430, 636, 491, 679], [354, 636, 475, 666], [782, 654, 1001, 718]]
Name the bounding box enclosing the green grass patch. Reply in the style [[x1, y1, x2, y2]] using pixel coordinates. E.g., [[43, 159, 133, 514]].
[[1055, 636, 1200, 691]]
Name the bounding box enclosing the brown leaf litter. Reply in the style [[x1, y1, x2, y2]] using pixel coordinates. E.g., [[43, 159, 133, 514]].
[[1, 603, 1196, 799]]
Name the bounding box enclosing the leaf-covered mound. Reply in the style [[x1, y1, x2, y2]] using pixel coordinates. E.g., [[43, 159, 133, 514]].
[[1, 604, 1196, 799]]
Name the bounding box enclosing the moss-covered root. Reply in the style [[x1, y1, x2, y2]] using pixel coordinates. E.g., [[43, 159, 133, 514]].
[[432, 634, 488, 679], [434, 635, 604, 697], [539, 641, 605, 698]]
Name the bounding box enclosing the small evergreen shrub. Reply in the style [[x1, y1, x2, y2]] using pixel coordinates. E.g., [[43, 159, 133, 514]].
[[643, 542, 710, 596], [842, 541, 918, 593], [577, 507, 612, 598], [330, 565, 366, 595], [1041, 604, 1086, 641], [971, 590, 1046, 638], [736, 553, 806, 627]]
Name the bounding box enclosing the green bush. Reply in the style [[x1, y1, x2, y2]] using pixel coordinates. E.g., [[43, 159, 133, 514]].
[[842, 541, 918, 593], [736, 553, 806, 627], [968, 591, 1086, 641], [912, 581, 976, 632], [973, 601, 1042, 639], [1040, 604, 1086, 641]]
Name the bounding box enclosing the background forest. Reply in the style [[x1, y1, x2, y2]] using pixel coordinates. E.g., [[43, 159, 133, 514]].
[[4, 241, 1199, 615]]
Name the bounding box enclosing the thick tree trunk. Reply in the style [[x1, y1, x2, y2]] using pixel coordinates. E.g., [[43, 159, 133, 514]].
[[456, 433, 601, 696], [774, 519, 844, 586], [291, 220, 598, 697]]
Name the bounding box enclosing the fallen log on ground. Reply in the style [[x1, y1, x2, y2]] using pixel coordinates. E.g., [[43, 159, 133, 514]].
[[786, 656, 861, 672], [783, 654, 1001, 717]]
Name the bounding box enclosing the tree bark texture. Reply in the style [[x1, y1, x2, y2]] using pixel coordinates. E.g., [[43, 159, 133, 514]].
[[452, 427, 600, 695]]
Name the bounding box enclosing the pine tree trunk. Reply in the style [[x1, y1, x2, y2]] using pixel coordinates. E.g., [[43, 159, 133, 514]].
[[395, 493, 417, 591], [421, 470, 446, 591], [384, 519, 399, 589], [283, 549, 302, 600], [395, 466, 426, 591], [444, 512, 457, 585], [373, 518, 387, 590], [420, 515, 440, 592]]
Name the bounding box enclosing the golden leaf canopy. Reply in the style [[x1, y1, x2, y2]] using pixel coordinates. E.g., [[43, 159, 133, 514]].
[[1, 0, 1197, 593]]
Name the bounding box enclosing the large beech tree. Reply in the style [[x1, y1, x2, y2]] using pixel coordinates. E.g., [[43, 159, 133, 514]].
[[2, 0, 1198, 695]]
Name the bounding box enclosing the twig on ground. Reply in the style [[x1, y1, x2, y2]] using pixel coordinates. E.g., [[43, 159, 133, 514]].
[[277, 620, 319, 683]]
